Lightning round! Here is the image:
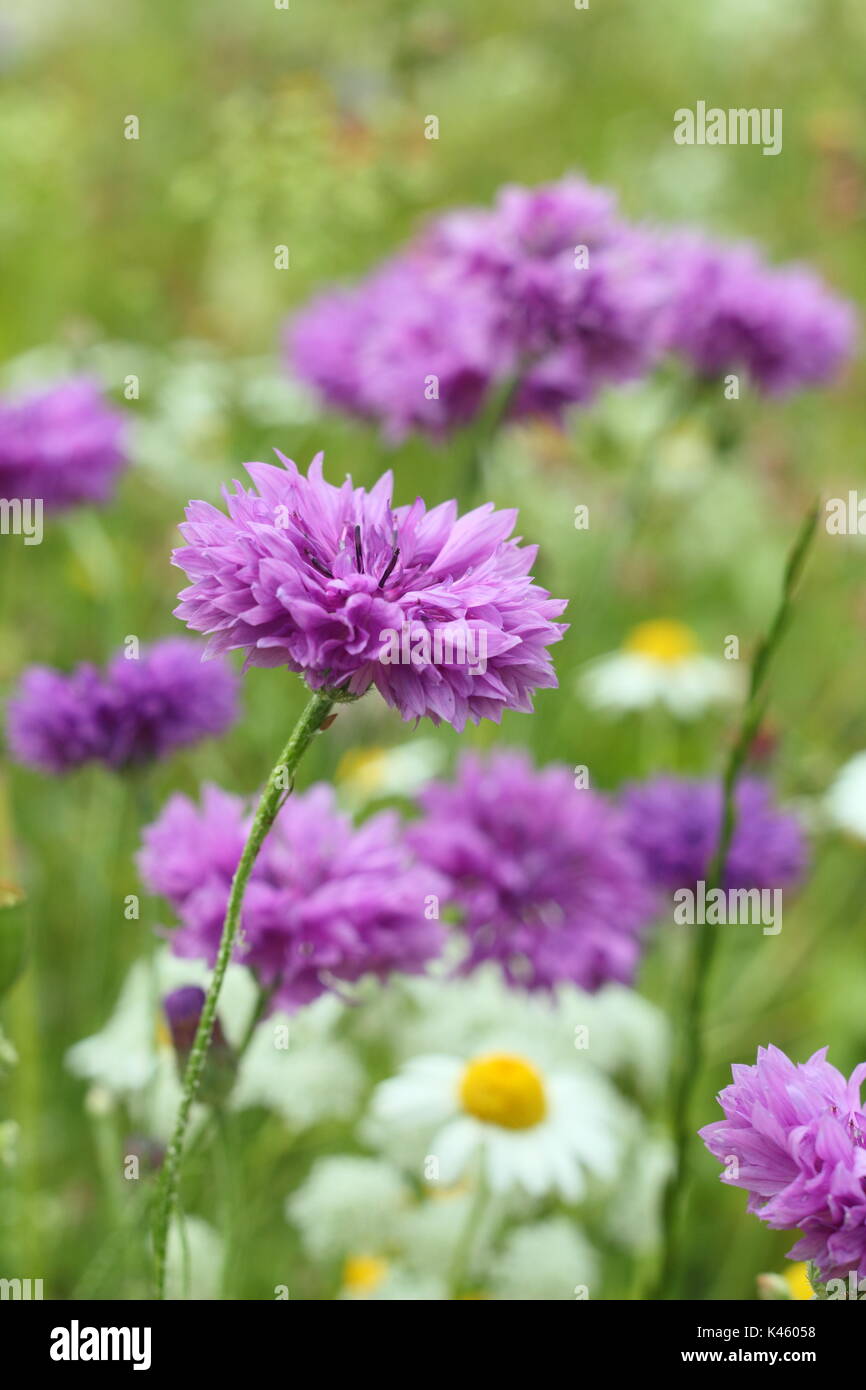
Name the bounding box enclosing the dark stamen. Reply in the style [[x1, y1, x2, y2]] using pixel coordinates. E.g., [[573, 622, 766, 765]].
[[354, 524, 364, 574], [305, 550, 334, 580], [378, 545, 400, 588]]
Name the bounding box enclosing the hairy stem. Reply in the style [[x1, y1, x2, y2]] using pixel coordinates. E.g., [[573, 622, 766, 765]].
[[650, 499, 819, 1300], [150, 688, 335, 1298]]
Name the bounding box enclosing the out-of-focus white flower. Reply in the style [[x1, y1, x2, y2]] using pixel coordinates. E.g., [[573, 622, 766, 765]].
[[165, 1215, 224, 1301], [286, 1155, 411, 1263], [487, 1217, 598, 1301], [573, 984, 670, 1100], [363, 966, 669, 1104], [824, 751, 866, 841], [65, 948, 256, 1140], [578, 620, 741, 718], [231, 996, 365, 1130], [339, 1254, 445, 1302], [336, 739, 445, 811], [605, 1132, 673, 1254], [370, 1048, 628, 1201]]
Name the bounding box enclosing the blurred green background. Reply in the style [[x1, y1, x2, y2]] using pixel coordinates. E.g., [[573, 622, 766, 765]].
[[1, 0, 865, 1299]]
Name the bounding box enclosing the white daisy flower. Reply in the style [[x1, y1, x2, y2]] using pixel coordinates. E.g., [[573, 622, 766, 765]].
[[394, 1183, 502, 1280], [338, 1255, 445, 1302], [578, 619, 741, 718], [605, 1131, 673, 1255], [65, 949, 255, 1140], [370, 1049, 627, 1202], [359, 966, 669, 1105], [230, 995, 365, 1131], [286, 1155, 411, 1263], [335, 738, 445, 810], [165, 1214, 225, 1301], [824, 751, 866, 841], [488, 1217, 598, 1301]]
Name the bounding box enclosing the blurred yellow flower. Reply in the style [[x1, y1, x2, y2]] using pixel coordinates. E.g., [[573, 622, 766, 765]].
[[342, 1253, 389, 1296], [624, 619, 700, 665], [578, 617, 742, 718], [459, 1053, 547, 1131], [783, 1263, 814, 1301]]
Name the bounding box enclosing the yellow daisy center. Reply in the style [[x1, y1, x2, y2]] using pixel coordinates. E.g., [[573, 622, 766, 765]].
[[336, 747, 387, 796], [783, 1263, 814, 1301], [458, 1052, 547, 1130], [342, 1253, 389, 1295], [624, 619, 699, 665]]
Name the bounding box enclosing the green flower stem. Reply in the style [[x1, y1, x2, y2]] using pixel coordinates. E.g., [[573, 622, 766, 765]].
[[150, 687, 336, 1299], [447, 1173, 489, 1299], [650, 500, 820, 1301], [464, 370, 525, 500]]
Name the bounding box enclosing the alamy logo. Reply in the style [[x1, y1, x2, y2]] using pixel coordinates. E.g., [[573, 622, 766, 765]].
[[50, 1321, 152, 1371], [0, 497, 43, 545], [674, 102, 782, 157], [673, 880, 782, 936], [0, 1276, 43, 1299], [826, 492, 866, 535], [825, 1271, 866, 1300], [378, 621, 488, 676]]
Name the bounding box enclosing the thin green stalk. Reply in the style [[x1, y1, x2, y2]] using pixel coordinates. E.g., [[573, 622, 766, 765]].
[[235, 979, 278, 1061], [650, 500, 820, 1300], [463, 371, 524, 500], [150, 687, 336, 1298], [447, 1175, 489, 1298]]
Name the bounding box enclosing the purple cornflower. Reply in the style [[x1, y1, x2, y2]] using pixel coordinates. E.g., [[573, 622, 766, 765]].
[[659, 232, 857, 393], [407, 750, 656, 993], [288, 177, 668, 439], [138, 782, 445, 1010], [162, 986, 233, 1099], [0, 377, 127, 508], [291, 260, 504, 442], [700, 1046, 866, 1282], [619, 776, 808, 894], [171, 453, 567, 732], [6, 637, 239, 774]]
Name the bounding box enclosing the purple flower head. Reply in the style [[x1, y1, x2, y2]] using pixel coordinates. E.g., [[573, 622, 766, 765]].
[[171, 453, 567, 732], [138, 782, 446, 1011], [288, 176, 668, 439], [6, 638, 239, 774], [4, 663, 107, 773], [0, 377, 128, 509], [161, 984, 226, 1057], [407, 750, 656, 993], [660, 232, 857, 393], [290, 260, 504, 442], [700, 1046, 866, 1282], [619, 776, 808, 894], [99, 638, 240, 768]]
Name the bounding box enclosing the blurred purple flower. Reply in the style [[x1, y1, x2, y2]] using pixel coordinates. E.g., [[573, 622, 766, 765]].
[[408, 750, 656, 993], [659, 232, 857, 393], [139, 782, 445, 1010], [162, 985, 232, 1094], [288, 177, 668, 439], [288, 178, 857, 436], [0, 377, 128, 509], [6, 638, 239, 774], [700, 1045, 866, 1282], [619, 776, 808, 893], [171, 452, 567, 731]]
